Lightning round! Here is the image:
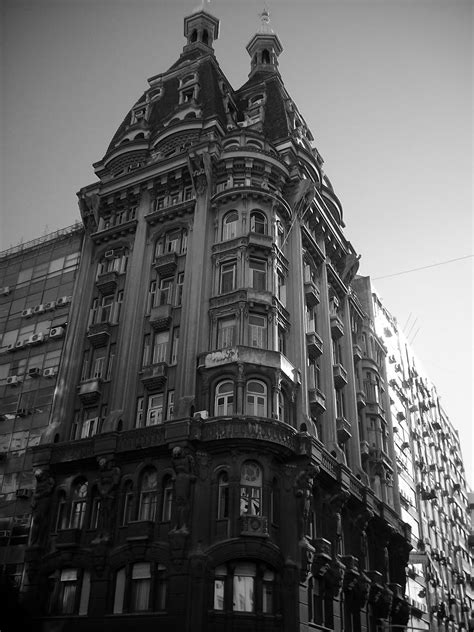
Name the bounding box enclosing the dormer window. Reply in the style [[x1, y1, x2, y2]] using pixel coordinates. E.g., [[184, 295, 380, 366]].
[[262, 49, 270, 64], [131, 106, 147, 125]]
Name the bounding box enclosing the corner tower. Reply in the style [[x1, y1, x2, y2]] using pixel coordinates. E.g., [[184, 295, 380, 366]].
[[24, 8, 412, 632]]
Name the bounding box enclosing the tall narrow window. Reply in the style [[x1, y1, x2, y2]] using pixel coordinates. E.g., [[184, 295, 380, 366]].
[[70, 481, 88, 528], [156, 565, 167, 611], [106, 345, 115, 380], [162, 476, 173, 522], [152, 331, 169, 364], [222, 211, 238, 240], [233, 563, 256, 612], [100, 296, 114, 323], [130, 563, 151, 612], [147, 394, 164, 426], [215, 381, 234, 416], [92, 355, 105, 379], [171, 328, 179, 364], [250, 210, 267, 235], [115, 291, 124, 322], [214, 566, 227, 610], [217, 316, 236, 349], [249, 258, 266, 291], [240, 461, 262, 516], [135, 397, 144, 428], [262, 569, 275, 613], [277, 272, 286, 305], [217, 471, 229, 519], [158, 278, 173, 305], [220, 261, 236, 293], [246, 380, 267, 417], [142, 334, 151, 367], [166, 390, 175, 420], [175, 272, 184, 306], [248, 313, 267, 348], [138, 469, 158, 521], [113, 568, 126, 614], [56, 491, 68, 531], [58, 569, 79, 614], [122, 481, 134, 524]]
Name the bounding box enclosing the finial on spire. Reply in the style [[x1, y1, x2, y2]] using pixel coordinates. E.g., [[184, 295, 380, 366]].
[[258, 5, 274, 34]]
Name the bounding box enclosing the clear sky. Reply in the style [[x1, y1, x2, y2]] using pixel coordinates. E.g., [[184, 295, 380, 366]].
[[1, 0, 472, 485]]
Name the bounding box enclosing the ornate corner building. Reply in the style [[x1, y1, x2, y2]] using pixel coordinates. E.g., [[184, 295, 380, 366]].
[[12, 7, 442, 632]]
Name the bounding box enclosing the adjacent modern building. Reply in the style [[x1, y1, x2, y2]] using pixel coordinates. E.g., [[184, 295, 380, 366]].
[[354, 276, 473, 631], [0, 7, 469, 632], [0, 224, 83, 591]]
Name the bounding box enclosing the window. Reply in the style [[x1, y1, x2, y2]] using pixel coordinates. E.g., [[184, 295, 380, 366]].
[[138, 469, 158, 521], [70, 481, 88, 528], [130, 563, 151, 611], [152, 331, 169, 364], [142, 334, 151, 367], [100, 295, 114, 323], [277, 391, 287, 423], [92, 355, 105, 379], [162, 476, 173, 522], [233, 563, 256, 612], [240, 461, 262, 516], [215, 381, 234, 416], [171, 328, 179, 364], [175, 272, 184, 306], [250, 210, 267, 235], [217, 471, 229, 519], [54, 569, 78, 614], [122, 481, 134, 524], [222, 211, 238, 240], [249, 258, 266, 291], [246, 380, 267, 418], [217, 316, 236, 349], [262, 569, 275, 613], [277, 272, 286, 305], [166, 390, 175, 420], [158, 278, 173, 305], [147, 394, 164, 426], [214, 566, 227, 610], [277, 327, 286, 355], [89, 490, 102, 529], [248, 314, 266, 348], [56, 490, 68, 531], [336, 389, 345, 419], [220, 261, 236, 293]]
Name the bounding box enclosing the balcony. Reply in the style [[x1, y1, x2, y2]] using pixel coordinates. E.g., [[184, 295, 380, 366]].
[[330, 314, 344, 339], [353, 343, 363, 363], [333, 363, 348, 388], [336, 417, 352, 444], [360, 440, 370, 459], [240, 515, 268, 538], [304, 280, 320, 307], [141, 362, 168, 390], [356, 389, 367, 410], [153, 252, 177, 277], [87, 322, 111, 347], [96, 270, 118, 295], [125, 520, 155, 542], [77, 378, 102, 404], [149, 304, 173, 331], [306, 331, 323, 359], [56, 528, 82, 548], [308, 388, 326, 416], [247, 232, 273, 251], [369, 446, 392, 467]]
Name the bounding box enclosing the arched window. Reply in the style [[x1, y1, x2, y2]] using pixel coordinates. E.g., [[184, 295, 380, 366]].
[[262, 49, 270, 64], [191, 29, 197, 43], [217, 471, 229, 519], [240, 461, 262, 516], [215, 380, 234, 416], [162, 475, 173, 522], [70, 480, 88, 529], [212, 561, 276, 614], [250, 210, 267, 235], [245, 380, 267, 417], [138, 469, 158, 521], [202, 29, 209, 45], [48, 568, 91, 615], [222, 210, 238, 241]]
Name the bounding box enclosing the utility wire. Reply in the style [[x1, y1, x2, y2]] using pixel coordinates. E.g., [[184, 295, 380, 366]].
[[373, 254, 473, 280]]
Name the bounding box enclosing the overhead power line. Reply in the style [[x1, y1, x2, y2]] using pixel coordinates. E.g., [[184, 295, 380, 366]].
[[373, 254, 473, 280]]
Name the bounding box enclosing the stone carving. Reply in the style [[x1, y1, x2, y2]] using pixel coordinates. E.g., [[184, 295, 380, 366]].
[[325, 557, 346, 598], [340, 252, 361, 285], [294, 464, 319, 541], [187, 152, 212, 196], [311, 538, 332, 577], [30, 468, 55, 547], [286, 179, 316, 218], [171, 446, 196, 533], [93, 456, 121, 543]]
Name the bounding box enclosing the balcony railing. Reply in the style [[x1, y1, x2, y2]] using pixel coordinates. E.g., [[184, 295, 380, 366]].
[[153, 252, 178, 277], [77, 378, 102, 404], [304, 280, 320, 307], [308, 388, 326, 416], [87, 322, 111, 347], [336, 417, 352, 444], [141, 362, 168, 390], [333, 363, 348, 388], [330, 314, 344, 339], [96, 270, 119, 295], [149, 304, 173, 331], [306, 331, 323, 359]]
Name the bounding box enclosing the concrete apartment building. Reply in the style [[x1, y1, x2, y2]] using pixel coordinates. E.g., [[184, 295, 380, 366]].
[[0, 224, 83, 590], [0, 6, 469, 632], [354, 276, 473, 631]]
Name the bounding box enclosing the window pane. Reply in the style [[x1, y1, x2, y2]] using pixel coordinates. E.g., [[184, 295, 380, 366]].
[[233, 575, 254, 612], [214, 579, 225, 610]]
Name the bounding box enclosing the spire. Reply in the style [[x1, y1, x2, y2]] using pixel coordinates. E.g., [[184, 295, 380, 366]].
[[246, 6, 283, 78], [183, 2, 220, 51]]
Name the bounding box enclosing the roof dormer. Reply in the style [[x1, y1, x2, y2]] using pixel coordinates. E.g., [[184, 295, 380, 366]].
[[246, 8, 283, 78], [183, 6, 220, 52]]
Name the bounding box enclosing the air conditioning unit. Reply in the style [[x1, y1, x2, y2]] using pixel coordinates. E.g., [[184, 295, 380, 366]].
[[21, 308, 34, 318], [193, 410, 209, 420], [16, 408, 29, 417], [1, 287, 10, 296], [6, 375, 22, 386], [44, 301, 56, 311], [15, 340, 26, 349], [56, 295, 72, 307], [49, 327, 65, 339], [104, 250, 115, 258], [26, 332, 44, 346], [16, 488, 32, 499], [43, 367, 57, 378], [28, 367, 42, 378], [33, 304, 45, 314]]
